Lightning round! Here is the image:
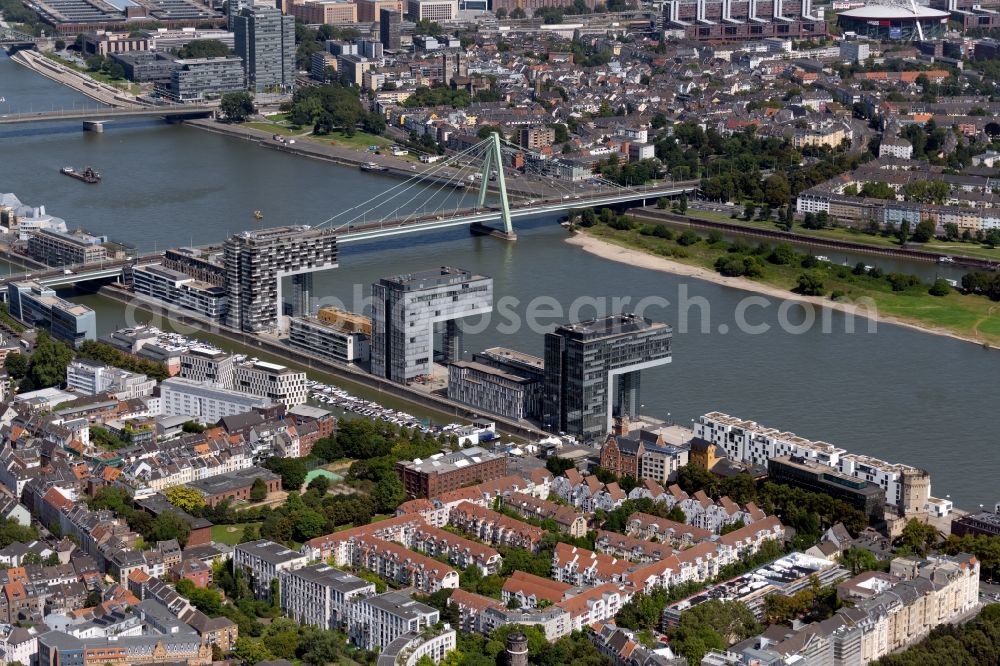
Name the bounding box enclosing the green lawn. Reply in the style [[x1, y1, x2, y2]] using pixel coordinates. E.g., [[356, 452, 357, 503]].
[[587, 223, 1000, 346], [244, 122, 302, 137], [212, 523, 259, 546], [241, 119, 394, 152], [686, 210, 1000, 262], [315, 129, 393, 151]]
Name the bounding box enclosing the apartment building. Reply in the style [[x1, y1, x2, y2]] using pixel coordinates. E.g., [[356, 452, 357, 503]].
[[719, 553, 980, 664], [232, 540, 308, 600], [300, 515, 425, 564], [409, 524, 502, 575], [396, 447, 507, 500], [502, 571, 571, 608], [348, 591, 440, 651], [550, 543, 632, 587], [502, 493, 587, 538], [288, 314, 371, 364], [279, 564, 375, 630], [223, 226, 338, 332], [178, 347, 234, 388], [233, 360, 307, 406], [447, 361, 538, 421], [159, 377, 275, 423], [446, 502, 545, 553], [27, 228, 108, 266], [354, 537, 459, 593], [132, 264, 228, 321], [696, 412, 933, 517], [65, 359, 155, 400]]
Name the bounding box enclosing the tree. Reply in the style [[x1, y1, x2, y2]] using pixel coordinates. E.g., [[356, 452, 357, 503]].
[[164, 486, 205, 513], [840, 547, 881, 575], [219, 91, 255, 123], [677, 193, 688, 214], [373, 473, 404, 513], [898, 519, 937, 556], [263, 457, 307, 490], [546, 457, 575, 476], [147, 511, 192, 547], [795, 272, 825, 296], [249, 478, 268, 502], [54, 39, 66, 50], [292, 508, 327, 542], [898, 219, 910, 246], [299, 628, 347, 665], [911, 219, 936, 243], [929, 278, 951, 297], [0, 518, 37, 549], [4, 353, 27, 380], [763, 173, 791, 208], [182, 420, 205, 433], [26, 331, 73, 390], [233, 636, 274, 665]]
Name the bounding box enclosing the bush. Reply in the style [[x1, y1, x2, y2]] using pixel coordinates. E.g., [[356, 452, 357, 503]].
[[652, 225, 674, 240], [795, 272, 825, 296], [767, 243, 797, 265], [677, 230, 701, 246], [656, 197, 668, 209], [928, 278, 951, 297], [714, 255, 765, 278], [707, 230, 724, 245], [886, 272, 921, 292], [801, 255, 821, 268]]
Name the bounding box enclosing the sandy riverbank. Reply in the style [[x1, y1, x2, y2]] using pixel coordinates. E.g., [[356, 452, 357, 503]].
[[567, 231, 994, 349]]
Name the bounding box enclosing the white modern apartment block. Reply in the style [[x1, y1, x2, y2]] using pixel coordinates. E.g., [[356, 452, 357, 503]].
[[160, 377, 274, 423], [348, 591, 440, 652], [233, 361, 307, 406], [695, 412, 933, 516], [879, 137, 914, 160], [65, 359, 156, 400], [279, 563, 375, 630], [179, 347, 234, 388], [132, 264, 228, 320], [233, 539, 309, 600]]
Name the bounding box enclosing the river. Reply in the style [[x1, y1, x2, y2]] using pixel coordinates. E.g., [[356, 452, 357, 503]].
[[2, 52, 997, 510]]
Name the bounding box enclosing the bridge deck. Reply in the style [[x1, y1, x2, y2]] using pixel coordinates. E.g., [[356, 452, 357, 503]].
[[0, 106, 216, 125]]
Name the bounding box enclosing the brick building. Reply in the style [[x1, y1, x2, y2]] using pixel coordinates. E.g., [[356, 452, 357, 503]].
[[396, 448, 507, 499]]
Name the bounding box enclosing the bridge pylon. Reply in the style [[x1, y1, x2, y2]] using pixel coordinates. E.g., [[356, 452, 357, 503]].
[[471, 132, 516, 241]]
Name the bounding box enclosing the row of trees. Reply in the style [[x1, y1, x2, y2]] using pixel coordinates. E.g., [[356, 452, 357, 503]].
[[76, 339, 169, 381]]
